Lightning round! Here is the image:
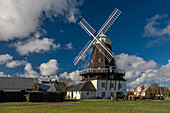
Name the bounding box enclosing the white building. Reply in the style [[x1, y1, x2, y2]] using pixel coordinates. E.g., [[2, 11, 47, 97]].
[[67, 34, 126, 99], [67, 82, 96, 99]]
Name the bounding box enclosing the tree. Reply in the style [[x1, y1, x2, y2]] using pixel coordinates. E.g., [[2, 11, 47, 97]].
[[31, 81, 39, 91], [163, 91, 170, 98], [58, 78, 74, 97], [150, 83, 160, 96]]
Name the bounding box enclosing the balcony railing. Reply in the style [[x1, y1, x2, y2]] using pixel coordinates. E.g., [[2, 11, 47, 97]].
[[79, 68, 109, 74], [79, 68, 125, 74]]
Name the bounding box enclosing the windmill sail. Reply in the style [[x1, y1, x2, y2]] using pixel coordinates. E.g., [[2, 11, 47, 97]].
[[79, 18, 96, 37], [73, 8, 121, 65], [97, 8, 121, 36], [93, 39, 114, 61], [73, 39, 95, 65]]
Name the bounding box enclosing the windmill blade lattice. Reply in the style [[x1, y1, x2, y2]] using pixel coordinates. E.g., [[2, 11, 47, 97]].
[[79, 18, 96, 37], [73, 39, 95, 65], [97, 8, 121, 36], [73, 8, 121, 65], [93, 39, 114, 61]]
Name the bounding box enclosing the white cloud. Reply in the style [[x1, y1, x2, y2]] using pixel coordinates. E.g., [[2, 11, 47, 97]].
[[128, 69, 158, 88], [20, 63, 39, 78], [159, 60, 170, 81], [58, 70, 81, 85], [65, 42, 73, 50], [115, 53, 157, 79], [0, 72, 10, 77], [39, 59, 59, 76], [0, 0, 82, 41], [13, 37, 59, 55], [143, 14, 170, 47], [38, 75, 58, 83], [6, 60, 26, 68], [0, 54, 13, 65], [115, 53, 170, 88]]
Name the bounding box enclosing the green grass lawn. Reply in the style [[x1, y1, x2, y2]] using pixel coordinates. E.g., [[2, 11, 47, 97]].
[[0, 99, 169, 113]]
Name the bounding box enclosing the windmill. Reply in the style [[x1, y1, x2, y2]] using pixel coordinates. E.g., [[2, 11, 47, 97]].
[[73, 8, 121, 65], [67, 8, 127, 99]]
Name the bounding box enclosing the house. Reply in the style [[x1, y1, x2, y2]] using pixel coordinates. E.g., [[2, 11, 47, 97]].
[[132, 86, 151, 98], [29, 81, 64, 102], [141, 86, 151, 98], [67, 82, 96, 99], [0, 77, 34, 102], [134, 86, 143, 97]]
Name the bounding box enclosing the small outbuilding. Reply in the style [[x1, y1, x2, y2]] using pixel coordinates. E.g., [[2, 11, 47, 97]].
[[67, 82, 96, 99], [29, 82, 64, 102], [0, 77, 34, 102]]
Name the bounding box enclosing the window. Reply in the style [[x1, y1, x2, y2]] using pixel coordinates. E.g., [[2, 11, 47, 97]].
[[102, 92, 105, 97], [102, 83, 105, 88], [110, 83, 114, 88], [119, 83, 122, 88], [98, 58, 102, 63], [87, 92, 89, 95]]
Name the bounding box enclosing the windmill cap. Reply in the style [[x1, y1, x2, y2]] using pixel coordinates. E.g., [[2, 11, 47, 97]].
[[97, 33, 112, 46]]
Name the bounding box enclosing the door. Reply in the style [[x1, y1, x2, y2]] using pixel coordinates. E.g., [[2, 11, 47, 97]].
[[71, 92, 73, 98]]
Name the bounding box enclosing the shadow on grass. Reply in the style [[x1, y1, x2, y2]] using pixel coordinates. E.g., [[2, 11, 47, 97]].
[[64, 99, 81, 102]]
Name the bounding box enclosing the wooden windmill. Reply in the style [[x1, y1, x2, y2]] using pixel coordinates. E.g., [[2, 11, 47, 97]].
[[68, 8, 126, 99]]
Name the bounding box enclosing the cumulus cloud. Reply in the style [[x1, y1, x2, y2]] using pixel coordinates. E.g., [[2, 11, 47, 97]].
[[13, 37, 60, 55], [0, 54, 13, 65], [143, 14, 170, 47], [0, 72, 10, 77], [39, 59, 59, 76], [115, 53, 170, 88], [20, 63, 39, 78], [0, 0, 82, 41], [115, 53, 157, 79], [58, 70, 81, 85], [159, 60, 170, 81], [38, 75, 58, 83], [6, 60, 26, 68], [37, 70, 81, 85], [65, 42, 73, 50]]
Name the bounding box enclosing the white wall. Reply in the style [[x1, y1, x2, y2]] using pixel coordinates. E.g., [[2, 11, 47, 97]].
[[67, 91, 81, 99], [91, 80, 126, 98], [67, 91, 96, 99]]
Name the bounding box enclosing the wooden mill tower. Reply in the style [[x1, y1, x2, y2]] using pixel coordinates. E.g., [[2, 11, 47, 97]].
[[79, 33, 126, 98]]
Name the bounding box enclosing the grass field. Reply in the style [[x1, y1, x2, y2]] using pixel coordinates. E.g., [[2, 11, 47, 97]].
[[0, 99, 170, 113]]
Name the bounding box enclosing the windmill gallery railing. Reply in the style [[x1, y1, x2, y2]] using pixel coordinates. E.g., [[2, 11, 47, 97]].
[[79, 68, 125, 74]]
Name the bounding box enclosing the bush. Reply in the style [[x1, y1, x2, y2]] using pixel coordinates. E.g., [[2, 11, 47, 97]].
[[24, 94, 30, 102], [163, 92, 170, 98]]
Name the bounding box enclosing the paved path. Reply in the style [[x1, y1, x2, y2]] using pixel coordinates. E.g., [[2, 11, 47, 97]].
[[2, 102, 73, 109]]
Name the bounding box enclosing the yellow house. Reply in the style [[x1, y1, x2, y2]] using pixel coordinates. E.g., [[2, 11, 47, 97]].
[[141, 86, 151, 98]]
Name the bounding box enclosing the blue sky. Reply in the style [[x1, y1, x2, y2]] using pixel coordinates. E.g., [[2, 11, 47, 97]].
[[0, 0, 170, 89]]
